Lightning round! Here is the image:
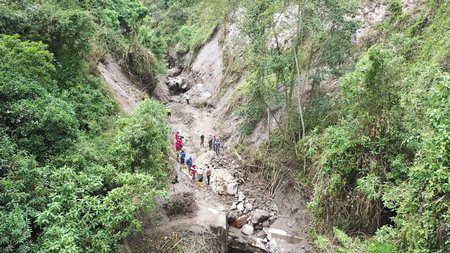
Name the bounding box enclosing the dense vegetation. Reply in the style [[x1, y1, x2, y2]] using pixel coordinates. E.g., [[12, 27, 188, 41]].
[[0, 0, 169, 252], [234, 0, 449, 252], [1, 0, 448, 252]]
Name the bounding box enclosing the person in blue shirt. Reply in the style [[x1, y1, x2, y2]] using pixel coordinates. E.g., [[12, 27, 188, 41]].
[[180, 149, 186, 164], [186, 156, 193, 174]]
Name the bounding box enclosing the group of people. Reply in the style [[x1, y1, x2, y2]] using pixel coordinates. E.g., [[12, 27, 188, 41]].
[[174, 131, 213, 187], [208, 135, 221, 156]]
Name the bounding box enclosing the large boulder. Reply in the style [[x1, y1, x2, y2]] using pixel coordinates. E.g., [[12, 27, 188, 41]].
[[230, 215, 248, 228], [227, 182, 238, 195], [211, 169, 238, 196], [241, 224, 254, 235], [252, 209, 271, 224]]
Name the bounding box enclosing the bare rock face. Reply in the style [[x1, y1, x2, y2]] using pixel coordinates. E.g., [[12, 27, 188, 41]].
[[252, 209, 271, 224], [241, 224, 254, 235]]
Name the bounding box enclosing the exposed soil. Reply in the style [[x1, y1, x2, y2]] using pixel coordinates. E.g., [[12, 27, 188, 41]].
[[98, 57, 147, 114], [101, 30, 315, 253]]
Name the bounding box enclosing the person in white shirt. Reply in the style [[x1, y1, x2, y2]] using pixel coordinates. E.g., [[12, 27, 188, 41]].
[[196, 166, 204, 187]]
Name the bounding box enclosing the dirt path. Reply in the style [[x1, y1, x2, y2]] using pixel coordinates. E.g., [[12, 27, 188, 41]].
[[101, 35, 315, 253]]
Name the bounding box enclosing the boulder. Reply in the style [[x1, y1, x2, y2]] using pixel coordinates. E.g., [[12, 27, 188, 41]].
[[262, 220, 271, 227], [227, 211, 239, 224], [237, 202, 245, 211], [230, 215, 248, 228], [267, 228, 303, 244], [252, 209, 271, 224], [231, 202, 237, 210], [216, 184, 227, 195], [257, 230, 267, 239], [244, 203, 253, 212], [227, 182, 238, 195], [238, 191, 246, 202], [241, 224, 254, 235]]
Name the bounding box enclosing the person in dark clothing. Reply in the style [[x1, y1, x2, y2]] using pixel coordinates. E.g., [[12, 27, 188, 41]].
[[180, 149, 186, 164], [208, 135, 213, 150], [213, 138, 221, 156], [200, 133, 205, 147], [186, 156, 193, 173]]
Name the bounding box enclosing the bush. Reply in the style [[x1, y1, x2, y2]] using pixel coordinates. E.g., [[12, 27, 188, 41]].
[[112, 99, 169, 187]]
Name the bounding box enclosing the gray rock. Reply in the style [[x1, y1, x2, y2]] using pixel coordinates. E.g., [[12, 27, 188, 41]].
[[226, 182, 238, 195], [231, 202, 237, 210], [238, 191, 246, 202], [241, 224, 254, 235], [244, 203, 253, 212], [252, 209, 271, 224], [253, 238, 267, 251], [256, 230, 267, 238], [269, 239, 279, 251], [237, 202, 245, 211], [262, 220, 270, 227]]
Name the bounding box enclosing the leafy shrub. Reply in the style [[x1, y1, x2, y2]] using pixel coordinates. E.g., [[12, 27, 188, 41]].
[[112, 99, 169, 186]]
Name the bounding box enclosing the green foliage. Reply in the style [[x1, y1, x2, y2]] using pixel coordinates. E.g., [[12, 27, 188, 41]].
[[296, 2, 450, 251], [1, 99, 169, 252], [389, 0, 402, 17], [0, 35, 79, 159], [112, 99, 169, 186], [0, 1, 170, 252], [143, 0, 231, 59], [138, 25, 167, 57]]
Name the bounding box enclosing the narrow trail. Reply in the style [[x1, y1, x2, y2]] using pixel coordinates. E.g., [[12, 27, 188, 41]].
[[164, 94, 315, 253], [100, 33, 315, 252]]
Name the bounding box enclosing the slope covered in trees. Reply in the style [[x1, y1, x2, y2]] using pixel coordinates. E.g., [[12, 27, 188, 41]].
[[231, 1, 449, 252], [0, 0, 169, 252], [1, 0, 449, 252]]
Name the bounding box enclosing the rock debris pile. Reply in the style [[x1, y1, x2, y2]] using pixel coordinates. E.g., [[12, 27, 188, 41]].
[[207, 156, 308, 252]]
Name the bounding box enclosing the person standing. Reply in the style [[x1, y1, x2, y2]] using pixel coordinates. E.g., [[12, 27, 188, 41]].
[[191, 164, 197, 180], [185, 93, 190, 104], [208, 135, 213, 150], [214, 138, 221, 156], [200, 133, 205, 147], [205, 164, 212, 186], [180, 149, 186, 164], [196, 166, 204, 187], [167, 107, 172, 117], [186, 156, 193, 174], [175, 137, 182, 151]]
